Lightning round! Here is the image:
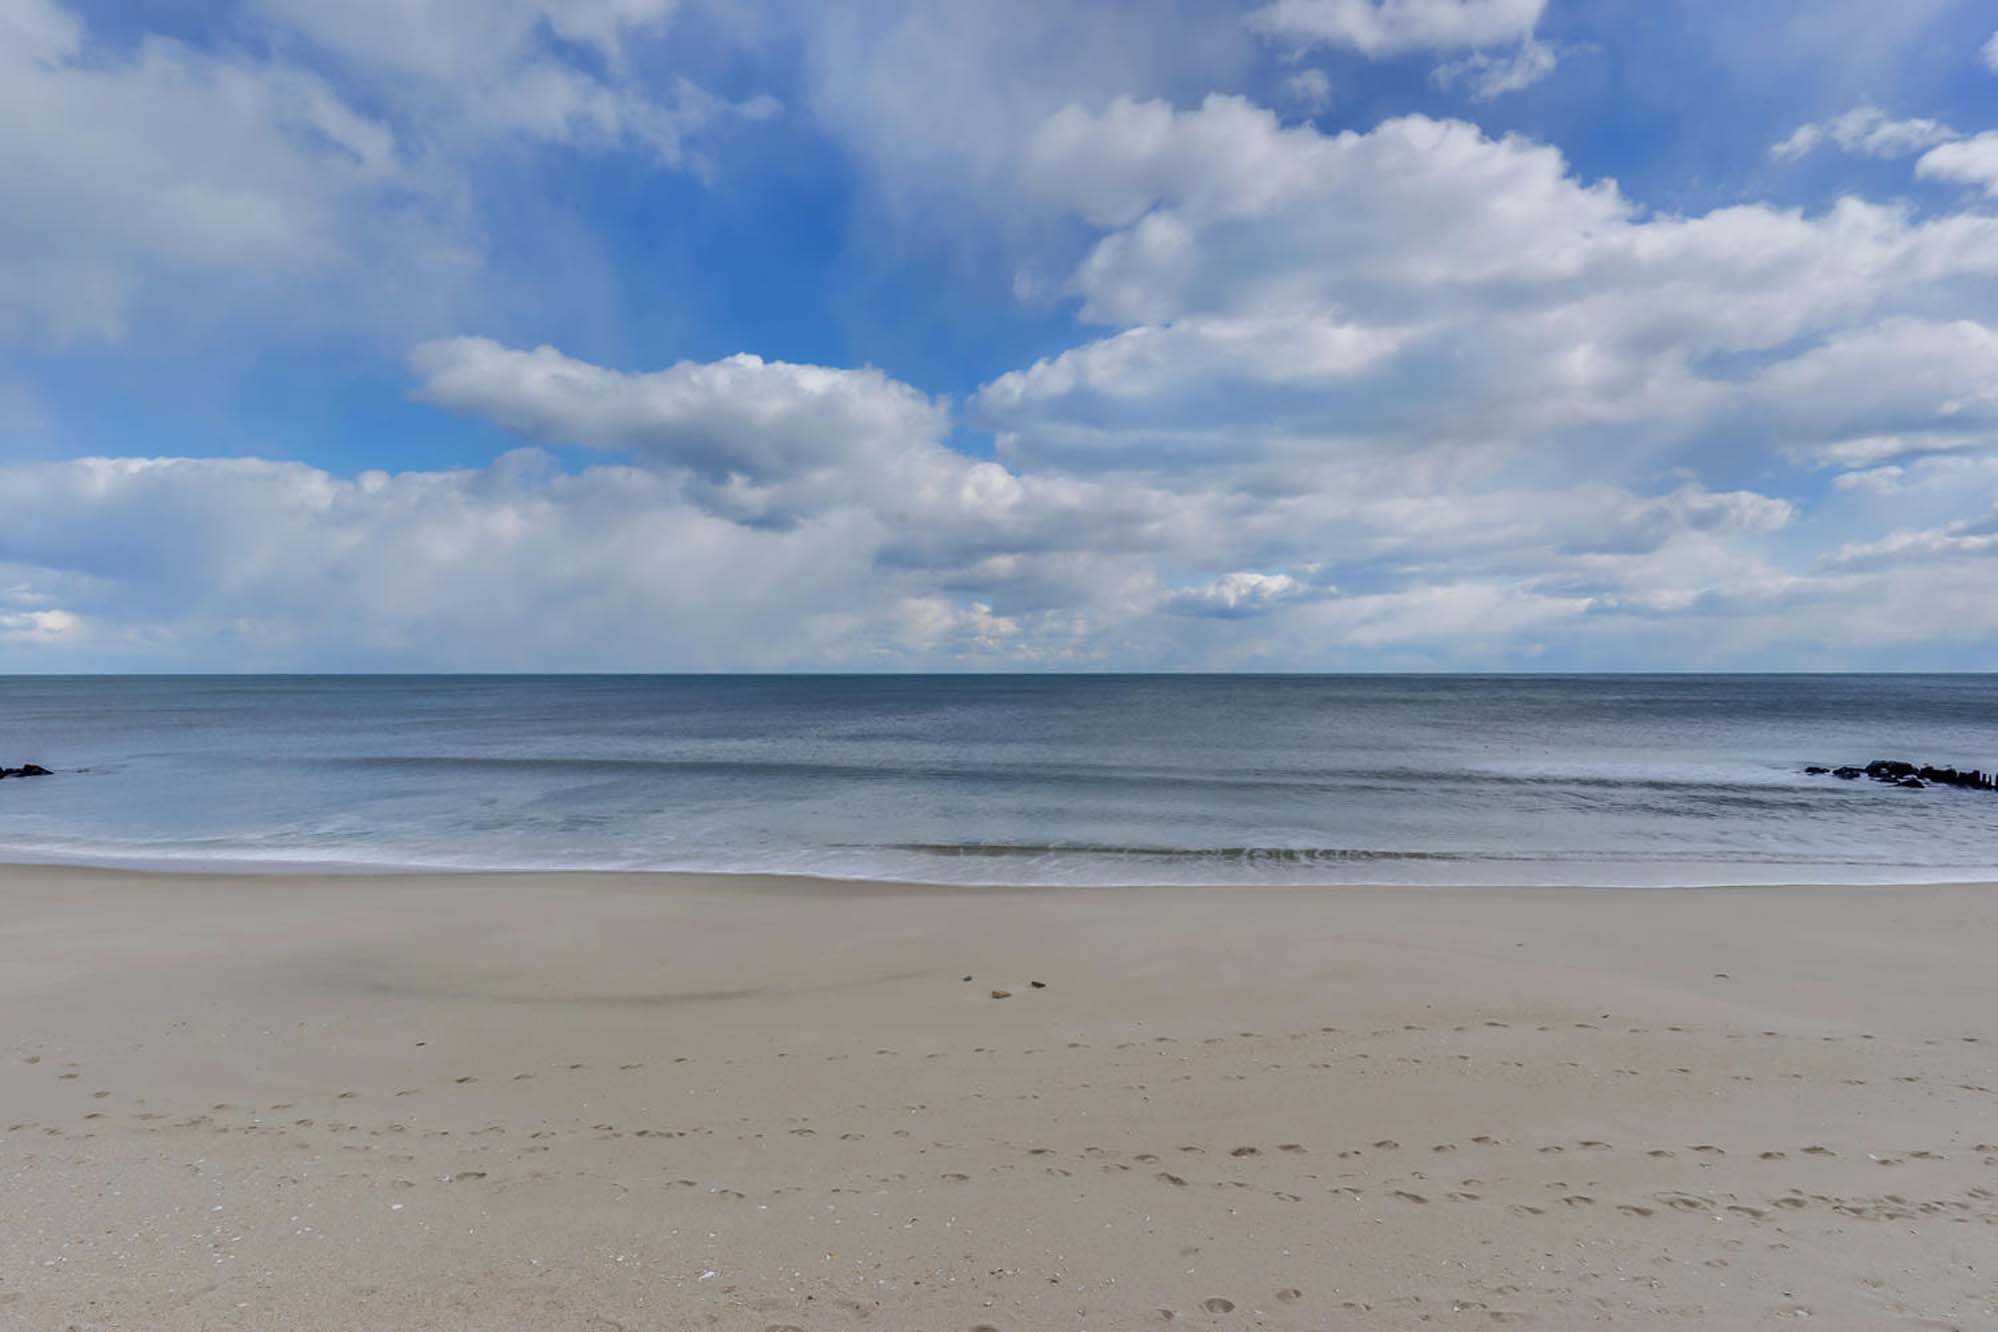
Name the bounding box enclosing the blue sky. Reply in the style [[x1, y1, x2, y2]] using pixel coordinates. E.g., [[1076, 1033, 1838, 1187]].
[[6, 0, 1998, 670]]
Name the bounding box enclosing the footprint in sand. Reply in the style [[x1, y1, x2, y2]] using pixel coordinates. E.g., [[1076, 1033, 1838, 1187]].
[[1201, 1297, 1235, 1313], [1229, 1146, 1259, 1157], [1275, 1288, 1302, 1303]]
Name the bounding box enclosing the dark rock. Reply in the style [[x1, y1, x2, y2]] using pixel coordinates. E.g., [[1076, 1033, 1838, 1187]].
[[0, 764, 53, 779], [1804, 765, 1830, 775], [1822, 759, 1996, 793]]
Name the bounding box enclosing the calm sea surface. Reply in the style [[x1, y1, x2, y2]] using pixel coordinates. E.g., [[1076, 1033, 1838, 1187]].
[[0, 675, 1994, 885]]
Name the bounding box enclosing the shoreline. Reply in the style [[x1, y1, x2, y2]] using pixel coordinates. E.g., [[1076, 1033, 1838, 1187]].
[[3, 864, 1994, 1329], [3, 848, 1997, 892]]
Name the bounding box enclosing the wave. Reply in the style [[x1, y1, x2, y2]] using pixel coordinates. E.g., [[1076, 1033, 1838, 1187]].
[[2, 830, 1994, 887], [862, 843, 1481, 862], [859, 842, 1989, 867], [317, 753, 1826, 799]]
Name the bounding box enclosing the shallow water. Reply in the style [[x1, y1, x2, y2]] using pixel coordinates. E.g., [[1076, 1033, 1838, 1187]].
[[0, 674, 1994, 884]]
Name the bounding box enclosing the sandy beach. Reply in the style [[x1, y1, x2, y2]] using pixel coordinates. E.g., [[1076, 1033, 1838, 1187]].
[[2, 866, 1994, 1330]]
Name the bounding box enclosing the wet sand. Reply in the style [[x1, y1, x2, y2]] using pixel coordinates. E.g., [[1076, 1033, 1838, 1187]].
[[2, 865, 1994, 1330]]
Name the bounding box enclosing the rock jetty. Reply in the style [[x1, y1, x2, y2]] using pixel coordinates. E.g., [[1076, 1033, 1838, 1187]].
[[0, 764, 52, 780], [1806, 759, 1996, 792]]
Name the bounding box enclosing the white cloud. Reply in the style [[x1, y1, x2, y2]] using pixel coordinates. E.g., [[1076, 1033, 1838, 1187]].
[[1916, 132, 1998, 195], [15, 6, 1998, 671], [1011, 96, 1998, 482], [1281, 68, 1333, 113], [0, 323, 1855, 671], [1820, 516, 1998, 572], [412, 337, 948, 494], [0, 0, 467, 344], [797, 0, 1256, 223], [1767, 124, 1824, 163], [1251, 0, 1556, 100], [0, 608, 79, 644], [410, 340, 1201, 579], [1769, 104, 1956, 162], [977, 314, 1410, 413], [1983, 29, 1998, 73], [1249, 0, 1545, 57], [1164, 571, 1313, 618], [0, 0, 773, 346], [250, 0, 776, 168], [1833, 465, 1904, 495], [1431, 37, 1556, 100]]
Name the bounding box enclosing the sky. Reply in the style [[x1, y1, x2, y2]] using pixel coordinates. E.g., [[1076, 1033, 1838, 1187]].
[[6, 0, 1998, 671]]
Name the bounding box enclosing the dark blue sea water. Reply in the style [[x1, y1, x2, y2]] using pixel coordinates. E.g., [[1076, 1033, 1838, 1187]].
[[0, 675, 1994, 885]]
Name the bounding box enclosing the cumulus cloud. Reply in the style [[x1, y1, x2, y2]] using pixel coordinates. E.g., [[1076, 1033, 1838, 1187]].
[[1281, 68, 1333, 113], [1010, 95, 1998, 475], [0, 608, 79, 644], [1430, 38, 1556, 100], [412, 337, 948, 506], [1820, 516, 1998, 572], [0, 323, 1849, 671], [1249, 0, 1545, 57], [1916, 132, 1998, 195], [1164, 571, 1314, 618], [15, 7, 1998, 670], [0, 0, 770, 346], [0, 0, 464, 343], [1251, 0, 1556, 100], [1769, 104, 1957, 163], [249, 0, 777, 168], [977, 314, 1410, 413]]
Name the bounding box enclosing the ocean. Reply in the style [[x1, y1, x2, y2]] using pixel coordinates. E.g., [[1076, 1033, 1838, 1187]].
[[0, 674, 1994, 885]]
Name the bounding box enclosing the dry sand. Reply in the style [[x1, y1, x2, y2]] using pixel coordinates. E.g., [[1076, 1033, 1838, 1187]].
[[1, 865, 1994, 1330]]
